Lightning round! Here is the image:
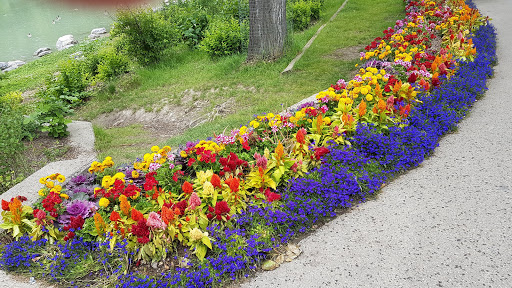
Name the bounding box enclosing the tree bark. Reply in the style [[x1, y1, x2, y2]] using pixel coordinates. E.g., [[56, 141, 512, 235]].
[[247, 0, 287, 61]]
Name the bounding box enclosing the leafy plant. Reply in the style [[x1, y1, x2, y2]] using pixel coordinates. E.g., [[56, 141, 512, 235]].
[[200, 17, 249, 57], [112, 8, 180, 65]]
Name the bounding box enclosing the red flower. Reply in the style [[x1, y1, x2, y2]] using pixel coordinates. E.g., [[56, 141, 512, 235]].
[[211, 174, 221, 188], [313, 147, 330, 160], [63, 231, 75, 241], [224, 177, 240, 193], [110, 211, 121, 222], [407, 72, 418, 83], [1, 199, 9, 211], [143, 172, 158, 191], [264, 188, 281, 202], [242, 140, 251, 151], [214, 201, 230, 220], [137, 236, 150, 244], [131, 218, 150, 239], [187, 158, 196, 166], [182, 181, 193, 194], [131, 208, 144, 222], [296, 128, 306, 144], [174, 200, 188, 215]]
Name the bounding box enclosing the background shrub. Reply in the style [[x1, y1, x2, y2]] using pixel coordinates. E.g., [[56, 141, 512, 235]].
[[0, 92, 26, 193], [200, 17, 248, 57], [289, 0, 324, 31], [112, 8, 180, 65], [95, 46, 131, 81]]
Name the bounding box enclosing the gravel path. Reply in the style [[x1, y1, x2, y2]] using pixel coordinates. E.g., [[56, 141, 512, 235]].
[[241, 0, 512, 287]]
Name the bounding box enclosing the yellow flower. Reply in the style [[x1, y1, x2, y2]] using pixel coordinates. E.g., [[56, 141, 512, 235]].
[[189, 228, 204, 241], [39, 177, 46, 185], [99, 198, 110, 207], [132, 170, 139, 179], [323, 117, 331, 125], [46, 181, 54, 189], [239, 126, 247, 135], [102, 176, 113, 189], [113, 172, 126, 180], [366, 94, 374, 102], [202, 181, 214, 196], [38, 189, 46, 197], [360, 87, 369, 95], [53, 185, 62, 193], [60, 193, 69, 199], [151, 146, 160, 153], [57, 174, 66, 183], [180, 150, 188, 158], [249, 120, 260, 128], [49, 174, 57, 181]]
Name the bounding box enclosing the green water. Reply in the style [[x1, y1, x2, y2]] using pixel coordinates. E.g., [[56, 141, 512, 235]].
[[0, 0, 159, 62]]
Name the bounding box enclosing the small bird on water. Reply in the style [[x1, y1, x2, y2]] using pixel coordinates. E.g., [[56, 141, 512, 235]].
[[27, 33, 32, 38]]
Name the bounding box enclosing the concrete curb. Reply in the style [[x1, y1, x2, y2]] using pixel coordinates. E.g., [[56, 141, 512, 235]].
[[1, 121, 97, 206]]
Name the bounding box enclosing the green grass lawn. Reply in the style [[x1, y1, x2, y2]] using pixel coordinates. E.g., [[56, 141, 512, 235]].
[[76, 0, 405, 163]]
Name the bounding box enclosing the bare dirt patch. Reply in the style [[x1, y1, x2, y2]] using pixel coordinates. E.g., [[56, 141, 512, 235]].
[[93, 88, 239, 143], [325, 44, 366, 61], [22, 133, 79, 173]]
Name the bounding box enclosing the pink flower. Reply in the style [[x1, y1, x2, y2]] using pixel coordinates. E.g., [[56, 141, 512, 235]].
[[254, 153, 268, 170], [188, 192, 202, 210], [146, 212, 166, 229]]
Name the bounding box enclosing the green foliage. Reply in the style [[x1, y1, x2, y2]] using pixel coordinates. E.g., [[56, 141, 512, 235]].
[[112, 8, 180, 65], [290, 0, 324, 31], [200, 17, 248, 57], [0, 92, 27, 191], [180, 9, 210, 49], [95, 46, 131, 81]]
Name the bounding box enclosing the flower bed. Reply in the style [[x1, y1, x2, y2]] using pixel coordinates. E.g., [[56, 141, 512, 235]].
[[0, 0, 497, 287]]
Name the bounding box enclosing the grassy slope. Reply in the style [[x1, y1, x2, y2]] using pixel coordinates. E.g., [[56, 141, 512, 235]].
[[81, 0, 405, 163]]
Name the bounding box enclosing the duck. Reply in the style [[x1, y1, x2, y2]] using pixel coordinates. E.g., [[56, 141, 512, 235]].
[[27, 33, 32, 38]]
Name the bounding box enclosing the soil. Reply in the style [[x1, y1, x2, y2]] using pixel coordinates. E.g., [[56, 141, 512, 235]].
[[92, 87, 243, 145], [21, 133, 79, 175]]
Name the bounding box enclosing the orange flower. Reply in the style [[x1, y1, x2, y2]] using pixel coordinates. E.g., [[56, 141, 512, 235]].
[[275, 141, 284, 161], [358, 100, 367, 117], [131, 208, 144, 222], [119, 195, 131, 216], [182, 181, 193, 194], [8, 198, 22, 224], [377, 99, 387, 111], [296, 129, 305, 144], [224, 176, 240, 193], [94, 213, 107, 236], [316, 114, 323, 134], [161, 206, 175, 225]]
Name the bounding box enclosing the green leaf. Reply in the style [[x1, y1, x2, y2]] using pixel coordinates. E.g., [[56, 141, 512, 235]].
[[201, 236, 212, 249], [13, 225, 20, 237], [195, 245, 207, 261]]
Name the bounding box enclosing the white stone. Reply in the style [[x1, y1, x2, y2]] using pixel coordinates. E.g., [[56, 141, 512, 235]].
[[56, 35, 78, 51], [34, 47, 51, 57], [90, 27, 107, 35]]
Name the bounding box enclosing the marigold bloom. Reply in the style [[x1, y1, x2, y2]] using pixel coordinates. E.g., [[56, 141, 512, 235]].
[[99, 198, 110, 207], [57, 174, 66, 183], [131, 170, 139, 179]]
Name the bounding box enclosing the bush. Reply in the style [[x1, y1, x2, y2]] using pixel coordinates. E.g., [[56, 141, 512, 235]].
[[112, 8, 180, 65], [95, 46, 131, 81], [0, 92, 26, 192], [289, 0, 323, 31], [179, 9, 210, 49], [200, 17, 248, 57]]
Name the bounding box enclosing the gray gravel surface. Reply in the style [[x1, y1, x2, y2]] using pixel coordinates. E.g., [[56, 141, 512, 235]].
[[241, 0, 512, 287]]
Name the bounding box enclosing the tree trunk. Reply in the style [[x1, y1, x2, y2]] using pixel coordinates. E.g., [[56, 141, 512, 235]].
[[247, 0, 287, 61]]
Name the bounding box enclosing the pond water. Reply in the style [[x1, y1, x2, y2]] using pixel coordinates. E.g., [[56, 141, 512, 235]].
[[0, 0, 159, 62]]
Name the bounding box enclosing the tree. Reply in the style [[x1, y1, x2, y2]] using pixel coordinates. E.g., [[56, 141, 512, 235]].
[[247, 0, 287, 61]]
